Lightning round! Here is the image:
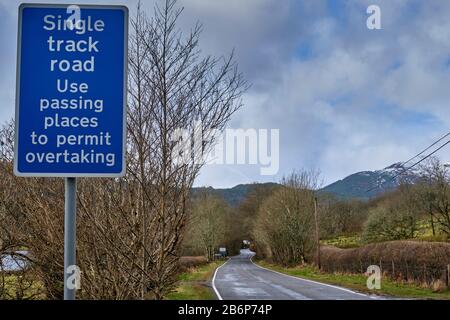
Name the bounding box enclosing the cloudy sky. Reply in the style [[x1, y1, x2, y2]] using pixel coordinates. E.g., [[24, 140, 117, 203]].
[[1, 0, 450, 188]]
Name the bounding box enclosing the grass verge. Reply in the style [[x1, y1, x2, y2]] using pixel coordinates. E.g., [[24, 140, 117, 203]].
[[256, 261, 450, 300], [166, 260, 226, 300]]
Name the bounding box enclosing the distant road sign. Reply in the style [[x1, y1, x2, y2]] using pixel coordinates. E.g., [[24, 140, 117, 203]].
[[14, 4, 128, 177]]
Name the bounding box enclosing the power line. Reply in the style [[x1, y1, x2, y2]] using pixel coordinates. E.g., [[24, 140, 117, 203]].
[[365, 131, 450, 193], [390, 139, 450, 182], [366, 139, 450, 194], [401, 131, 450, 167]]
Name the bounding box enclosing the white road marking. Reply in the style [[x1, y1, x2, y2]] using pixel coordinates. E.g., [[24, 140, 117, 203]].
[[249, 256, 370, 298], [211, 259, 230, 300], [213, 250, 384, 300]]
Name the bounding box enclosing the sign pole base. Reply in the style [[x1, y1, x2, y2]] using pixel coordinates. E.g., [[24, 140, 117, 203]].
[[64, 177, 77, 300]]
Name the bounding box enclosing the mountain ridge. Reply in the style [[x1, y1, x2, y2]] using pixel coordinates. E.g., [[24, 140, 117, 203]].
[[193, 163, 422, 206], [192, 182, 279, 207], [321, 162, 420, 200]]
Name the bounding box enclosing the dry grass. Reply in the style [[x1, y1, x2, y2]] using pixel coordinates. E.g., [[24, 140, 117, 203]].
[[178, 256, 208, 272]]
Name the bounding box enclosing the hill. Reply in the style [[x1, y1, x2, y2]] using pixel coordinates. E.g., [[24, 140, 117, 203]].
[[321, 162, 420, 200], [192, 183, 279, 207], [193, 163, 422, 205]]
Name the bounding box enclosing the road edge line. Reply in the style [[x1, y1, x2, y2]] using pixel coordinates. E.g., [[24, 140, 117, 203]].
[[212, 259, 230, 300], [249, 256, 372, 298]]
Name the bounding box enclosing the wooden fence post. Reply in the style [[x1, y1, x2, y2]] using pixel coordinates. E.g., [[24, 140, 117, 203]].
[[405, 262, 409, 281], [423, 264, 427, 285], [391, 260, 395, 278]]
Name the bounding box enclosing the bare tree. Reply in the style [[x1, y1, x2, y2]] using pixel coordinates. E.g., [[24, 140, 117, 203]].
[[253, 170, 320, 266], [418, 158, 450, 235], [0, 0, 246, 300], [126, 0, 247, 299], [362, 184, 421, 243], [0, 120, 52, 299], [320, 197, 368, 238], [186, 192, 229, 261], [224, 184, 280, 255]]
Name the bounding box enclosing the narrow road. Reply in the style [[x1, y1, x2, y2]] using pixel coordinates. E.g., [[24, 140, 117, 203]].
[[213, 249, 376, 300]]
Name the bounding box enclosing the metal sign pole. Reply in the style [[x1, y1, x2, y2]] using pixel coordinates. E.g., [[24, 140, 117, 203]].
[[64, 177, 77, 300]]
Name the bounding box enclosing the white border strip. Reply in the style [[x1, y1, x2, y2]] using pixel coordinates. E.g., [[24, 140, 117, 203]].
[[249, 257, 373, 298], [14, 3, 128, 177], [211, 259, 231, 300]]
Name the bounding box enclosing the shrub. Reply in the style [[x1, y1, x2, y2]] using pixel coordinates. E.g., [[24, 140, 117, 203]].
[[253, 170, 319, 266], [320, 241, 450, 287], [362, 185, 420, 242]]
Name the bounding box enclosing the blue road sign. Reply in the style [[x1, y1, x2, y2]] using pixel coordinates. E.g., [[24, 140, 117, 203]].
[[14, 4, 128, 177]]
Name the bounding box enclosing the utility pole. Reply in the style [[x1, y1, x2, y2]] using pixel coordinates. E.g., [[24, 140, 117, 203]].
[[313, 197, 320, 269]]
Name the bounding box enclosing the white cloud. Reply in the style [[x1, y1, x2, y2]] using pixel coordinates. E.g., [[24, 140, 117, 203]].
[[1, 0, 449, 187]]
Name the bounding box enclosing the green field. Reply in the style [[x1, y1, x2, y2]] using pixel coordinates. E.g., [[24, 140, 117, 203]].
[[322, 219, 449, 249], [256, 261, 450, 300], [322, 234, 361, 248], [166, 260, 225, 300]]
